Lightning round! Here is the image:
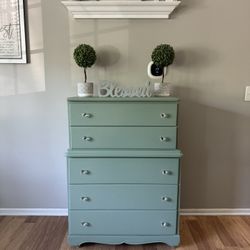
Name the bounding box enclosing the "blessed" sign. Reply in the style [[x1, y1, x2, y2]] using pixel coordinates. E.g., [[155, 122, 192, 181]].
[[98, 82, 152, 98]]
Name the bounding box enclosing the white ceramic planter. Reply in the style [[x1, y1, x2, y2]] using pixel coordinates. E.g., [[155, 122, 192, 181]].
[[153, 82, 171, 96], [77, 82, 94, 97]]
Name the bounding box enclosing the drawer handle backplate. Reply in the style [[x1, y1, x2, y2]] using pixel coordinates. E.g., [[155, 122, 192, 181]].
[[162, 170, 172, 175], [81, 222, 90, 227], [160, 113, 171, 119], [161, 196, 171, 202], [81, 170, 90, 175], [82, 136, 93, 141], [81, 113, 92, 118], [81, 196, 90, 202], [160, 136, 170, 142], [161, 222, 171, 227]]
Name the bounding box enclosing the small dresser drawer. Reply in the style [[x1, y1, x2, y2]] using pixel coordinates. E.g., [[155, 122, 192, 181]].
[[69, 102, 177, 126], [69, 184, 178, 210], [68, 158, 179, 184], [69, 210, 177, 235], [70, 127, 176, 149]]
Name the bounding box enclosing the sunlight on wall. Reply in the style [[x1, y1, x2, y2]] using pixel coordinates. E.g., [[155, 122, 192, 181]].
[[69, 18, 130, 94], [0, 0, 45, 97]]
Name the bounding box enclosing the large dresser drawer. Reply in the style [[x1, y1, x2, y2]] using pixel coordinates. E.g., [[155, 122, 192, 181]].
[[69, 184, 178, 210], [70, 127, 176, 149], [69, 210, 177, 235], [68, 158, 179, 184], [69, 102, 177, 126]]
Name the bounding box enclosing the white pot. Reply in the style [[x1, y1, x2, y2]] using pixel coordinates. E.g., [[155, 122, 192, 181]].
[[153, 82, 171, 96], [77, 82, 93, 97]]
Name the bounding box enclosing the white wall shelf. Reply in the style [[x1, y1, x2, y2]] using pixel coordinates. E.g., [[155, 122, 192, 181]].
[[61, 0, 181, 19]]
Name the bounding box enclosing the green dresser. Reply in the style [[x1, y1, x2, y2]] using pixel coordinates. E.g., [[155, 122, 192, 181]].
[[66, 97, 182, 247]]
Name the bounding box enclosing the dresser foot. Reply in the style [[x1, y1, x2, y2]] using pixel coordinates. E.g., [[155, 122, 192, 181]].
[[162, 235, 180, 247]]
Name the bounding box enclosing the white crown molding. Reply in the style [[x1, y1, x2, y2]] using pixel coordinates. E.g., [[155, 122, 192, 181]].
[[1, 208, 250, 216], [61, 0, 181, 19], [180, 208, 250, 216]]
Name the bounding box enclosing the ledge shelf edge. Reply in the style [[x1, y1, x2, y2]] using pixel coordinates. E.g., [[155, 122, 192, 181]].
[[61, 0, 181, 19]]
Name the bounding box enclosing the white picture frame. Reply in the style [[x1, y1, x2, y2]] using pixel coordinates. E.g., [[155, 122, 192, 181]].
[[0, 0, 28, 64]]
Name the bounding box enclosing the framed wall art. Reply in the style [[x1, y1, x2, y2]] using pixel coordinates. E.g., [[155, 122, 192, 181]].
[[0, 0, 28, 63]]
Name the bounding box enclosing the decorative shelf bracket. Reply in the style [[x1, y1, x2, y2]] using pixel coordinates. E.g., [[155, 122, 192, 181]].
[[61, 0, 181, 19]]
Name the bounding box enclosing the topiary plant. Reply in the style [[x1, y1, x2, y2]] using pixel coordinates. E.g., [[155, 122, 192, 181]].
[[73, 44, 97, 83], [151, 44, 175, 84]]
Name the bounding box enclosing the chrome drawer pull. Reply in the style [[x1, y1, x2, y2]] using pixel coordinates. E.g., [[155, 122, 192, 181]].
[[160, 113, 171, 119], [81, 170, 90, 175], [81, 196, 90, 202], [161, 222, 171, 227], [82, 136, 92, 141], [161, 196, 171, 202], [160, 136, 170, 142], [162, 170, 172, 175], [81, 113, 92, 118], [81, 222, 90, 227]]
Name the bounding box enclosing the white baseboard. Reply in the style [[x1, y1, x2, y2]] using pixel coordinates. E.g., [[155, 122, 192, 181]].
[[0, 208, 250, 216], [180, 208, 250, 215], [0, 208, 68, 216]]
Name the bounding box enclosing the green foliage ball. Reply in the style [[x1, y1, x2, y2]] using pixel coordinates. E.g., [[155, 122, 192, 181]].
[[73, 44, 96, 68], [151, 44, 175, 67]]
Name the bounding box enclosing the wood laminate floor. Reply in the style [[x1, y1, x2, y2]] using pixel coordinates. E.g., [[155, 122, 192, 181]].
[[0, 216, 250, 250]]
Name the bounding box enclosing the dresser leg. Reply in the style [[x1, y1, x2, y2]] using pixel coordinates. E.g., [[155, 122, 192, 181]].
[[163, 235, 180, 247]]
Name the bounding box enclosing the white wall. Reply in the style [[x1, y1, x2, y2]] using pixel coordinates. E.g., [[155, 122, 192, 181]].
[[0, 0, 71, 208]]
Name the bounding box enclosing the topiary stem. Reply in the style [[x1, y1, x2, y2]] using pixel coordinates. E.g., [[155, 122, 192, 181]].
[[161, 71, 165, 84], [84, 68, 87, 83], [161, 66, 168, 84]]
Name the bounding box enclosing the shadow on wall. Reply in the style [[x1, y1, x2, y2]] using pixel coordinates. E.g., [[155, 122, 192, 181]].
[[171, 46, 222, 102], [0, 0, 46, 97], [171, 0, 205, 18], [176, 95, 250, 208], [174, 47, 220, 70], [96, 45, 121, 68], [69, 19, 131, 87]]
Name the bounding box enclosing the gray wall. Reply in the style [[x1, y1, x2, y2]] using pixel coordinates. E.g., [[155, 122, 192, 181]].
[[0, 0, 249, 209]]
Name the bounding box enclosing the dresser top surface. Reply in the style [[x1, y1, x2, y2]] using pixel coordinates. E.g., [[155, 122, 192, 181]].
[[68, 97, 179, 102]]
